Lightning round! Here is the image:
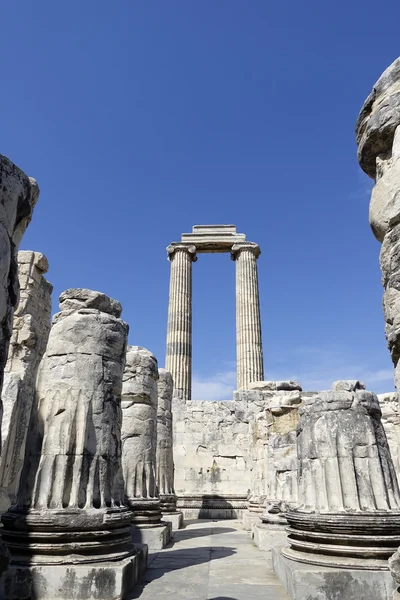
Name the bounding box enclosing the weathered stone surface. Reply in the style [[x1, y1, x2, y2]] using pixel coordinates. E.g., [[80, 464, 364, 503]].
[[356, 57, 400, 179], [331, 379, 366, 392], [0, 156, 38, 447], [165, 244, 197, 401], [378, 392, 400, 476], [1, 289, 139, 599], [156, 368, 178, 515], [121, 346, 170, 549], [252, 387, 302, 549], [166, 226, 264, 400], [0, 251, 52, 513], [283, 384, 400, 569], [0, 157, 39, 577], [273, 547, 396, 600], [356, 59, 400, 393], [231, 242, 264, 390], [121, 346, 159, 513], [249, 380, 302, 392]]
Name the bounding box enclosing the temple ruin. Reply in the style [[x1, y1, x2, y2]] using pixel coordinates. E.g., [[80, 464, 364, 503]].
[[1, 58, 400, 600]]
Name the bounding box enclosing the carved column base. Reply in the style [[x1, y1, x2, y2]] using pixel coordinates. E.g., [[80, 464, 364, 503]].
[[282, 511, 400, 570], [1, 507, 136, 565], [0, 530, 9, 578], [127, 498, 163, 525], [159, 493, 177, 513], [1, 553, 146, 600]]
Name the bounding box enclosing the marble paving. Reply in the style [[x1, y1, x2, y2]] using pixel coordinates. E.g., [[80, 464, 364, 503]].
[[129, 519, 290, 600]]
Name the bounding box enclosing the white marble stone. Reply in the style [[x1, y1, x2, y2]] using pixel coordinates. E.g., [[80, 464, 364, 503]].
[[0, 251, 52, 513]]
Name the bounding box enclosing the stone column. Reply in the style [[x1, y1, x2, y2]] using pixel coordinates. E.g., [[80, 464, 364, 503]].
[[356, 58, 400, 392], [0, 156, 38, 576], [156, 368, 183, 530], [121, 346, 171, 550], [231, 242, 264, 390], [282, 381, 400, 570], [165, 244, 197, 400], [253, 381, 302, 551], [0, 156, 39, 445], [0, 251, 52, 513], [1, 289, 141, 600]]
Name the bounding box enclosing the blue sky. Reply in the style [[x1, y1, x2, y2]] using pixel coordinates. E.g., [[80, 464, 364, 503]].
[[2, 1, 399, 398]]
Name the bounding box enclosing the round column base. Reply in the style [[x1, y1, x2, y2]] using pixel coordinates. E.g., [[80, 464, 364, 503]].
[[283, 510, 400, 569]]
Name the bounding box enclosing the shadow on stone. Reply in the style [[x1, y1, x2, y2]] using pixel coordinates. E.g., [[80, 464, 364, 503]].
[[168, 524, 237, 545], [198, 495, 236, 519], [128, 546, 236, 598]]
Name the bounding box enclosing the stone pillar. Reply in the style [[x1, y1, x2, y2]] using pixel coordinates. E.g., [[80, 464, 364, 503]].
[[356, 58, 400, 392], [261, 383, 302, 527], [165, 244, 197, 400], [0, 252, 52, 513], [231, 242, 264, 390], [378, 392, 400, 476], [121, 346, 171, 550], [243, 381, 302, 550], [0, 156, 39, 445], [282, 381, 400, 569], [1, 289, 141, 600], [156, 368, 182, 530], [0, 156, 38, 576]]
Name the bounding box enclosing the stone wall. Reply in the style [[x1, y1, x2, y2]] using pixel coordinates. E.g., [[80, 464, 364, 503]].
[[173, 393, 262, 517], [173, 385, 309, 519], [378, 392, 400, 476]]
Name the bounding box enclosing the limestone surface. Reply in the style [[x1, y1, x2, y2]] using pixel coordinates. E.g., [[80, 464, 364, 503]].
[[283, 382, 400, 569], [356, 58, 400, 392], [165, 244, 197, 401], [121, 346, 171, 549], [378, 392, 400, 475], [121, 346, 159, 508], [0, 252, 52, 512], [231, 242, 264, 390], [0, 156, 38, 447], [156, 368, 177, 512], [1, 289, 136, 582]]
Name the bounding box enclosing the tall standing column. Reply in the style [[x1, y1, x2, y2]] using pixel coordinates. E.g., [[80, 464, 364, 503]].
[[165, 244, 197, 400], [231, 242, 264, 390]]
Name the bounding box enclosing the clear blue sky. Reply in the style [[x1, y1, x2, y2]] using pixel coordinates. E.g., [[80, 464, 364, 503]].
[[2, 1, 399, 398]]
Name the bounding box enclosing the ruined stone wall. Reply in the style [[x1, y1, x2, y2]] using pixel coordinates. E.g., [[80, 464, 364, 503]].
[[173, 386, 306, 518], [379, 392, 400, 477]]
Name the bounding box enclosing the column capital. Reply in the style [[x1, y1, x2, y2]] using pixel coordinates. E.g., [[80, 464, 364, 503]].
[[230, 242, 261, 261], [167, 243, 197, 262]]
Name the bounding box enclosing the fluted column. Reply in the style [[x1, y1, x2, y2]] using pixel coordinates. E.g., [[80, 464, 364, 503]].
[[165, 244, 197, 400], [231, 242, 264, 390]]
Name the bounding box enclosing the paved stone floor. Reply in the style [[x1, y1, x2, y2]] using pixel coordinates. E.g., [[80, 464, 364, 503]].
[[129, 519, 290, 600]]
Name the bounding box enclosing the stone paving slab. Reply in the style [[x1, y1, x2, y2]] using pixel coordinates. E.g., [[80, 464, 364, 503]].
[[129, 519, 289, 599]]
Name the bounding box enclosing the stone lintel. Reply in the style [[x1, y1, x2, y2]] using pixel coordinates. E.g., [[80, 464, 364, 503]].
[[180, 224, 246, 253]]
